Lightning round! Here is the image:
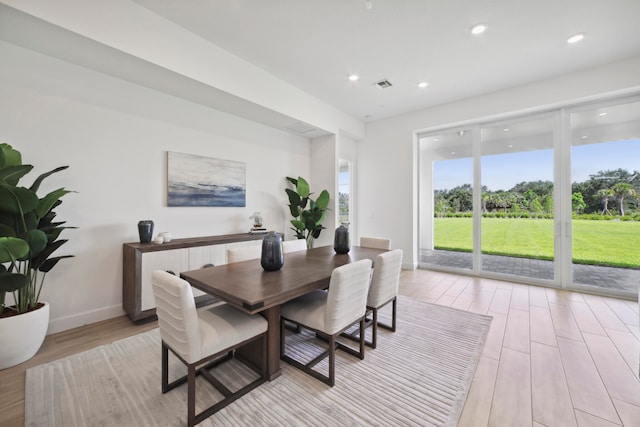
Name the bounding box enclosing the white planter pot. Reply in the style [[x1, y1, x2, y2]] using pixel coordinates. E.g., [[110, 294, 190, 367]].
[[0, 301, 49, 370]]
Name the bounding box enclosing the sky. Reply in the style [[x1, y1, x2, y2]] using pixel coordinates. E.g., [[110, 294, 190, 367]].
[[434, 139, 640, 192]]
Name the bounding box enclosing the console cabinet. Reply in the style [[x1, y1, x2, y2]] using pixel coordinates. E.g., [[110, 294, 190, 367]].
[[123, 233, 265, 322]]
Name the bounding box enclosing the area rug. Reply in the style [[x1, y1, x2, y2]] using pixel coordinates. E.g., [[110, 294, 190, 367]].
[[25, 296, 492, 427]]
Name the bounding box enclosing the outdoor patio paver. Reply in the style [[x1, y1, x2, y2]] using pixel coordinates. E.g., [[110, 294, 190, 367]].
[[420, 250, 639, 293]]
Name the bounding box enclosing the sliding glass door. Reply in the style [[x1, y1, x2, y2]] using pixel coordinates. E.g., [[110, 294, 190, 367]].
[[419, 128, 474, 271], [480, 115, 556, 282], [418, 95, 640, 298], [569, 99, 640, 293]]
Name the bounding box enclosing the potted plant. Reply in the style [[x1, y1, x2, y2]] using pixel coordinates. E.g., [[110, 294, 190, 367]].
[[285, 176, 330, 248], [0, 143, 74, 369]]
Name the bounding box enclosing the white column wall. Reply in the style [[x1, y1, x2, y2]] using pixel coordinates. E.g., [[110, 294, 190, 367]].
[[310, 135, 337, 248]]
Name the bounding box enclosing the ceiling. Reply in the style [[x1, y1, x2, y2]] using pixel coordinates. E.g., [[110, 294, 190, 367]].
[[131, 0, 640, 123]]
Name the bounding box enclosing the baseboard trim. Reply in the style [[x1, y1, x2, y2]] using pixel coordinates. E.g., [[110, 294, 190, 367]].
[[47, 304, 125, 335]]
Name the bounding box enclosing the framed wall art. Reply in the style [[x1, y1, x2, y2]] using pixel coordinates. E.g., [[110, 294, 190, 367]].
[[167, 151, 246, 207]]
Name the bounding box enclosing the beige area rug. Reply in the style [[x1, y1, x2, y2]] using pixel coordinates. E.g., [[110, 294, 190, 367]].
[[25, 296, 492, 427]]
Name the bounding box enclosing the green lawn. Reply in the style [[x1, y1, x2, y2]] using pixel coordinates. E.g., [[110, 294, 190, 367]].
[[434, 218, 640, 268]]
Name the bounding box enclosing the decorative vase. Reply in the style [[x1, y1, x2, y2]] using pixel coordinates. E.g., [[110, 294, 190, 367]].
[[137, 220, 154, 243], [334, 223, 350, 254], [0, 301, 49, 370], [261, 231, 284, 271]]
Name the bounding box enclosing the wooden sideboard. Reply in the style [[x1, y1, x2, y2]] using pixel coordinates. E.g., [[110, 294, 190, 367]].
[[123, 233, 267, 322]]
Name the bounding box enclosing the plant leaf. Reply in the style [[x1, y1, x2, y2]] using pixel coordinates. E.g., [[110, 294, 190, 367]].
[[0, 164, 33, 186], [31, 238, 69, 270], [0, 143, 22, 168], [39, 254, 74, 273], [21, 229, 47, 260], [29, 165, 69, 193], [0, 185, 39, 215], [0, 236, 29, 263], [0, 271, 29, 292], [316, 190, 330, 209], [296, 177, 310, 198], [290, 219, 305, 231], [285, 176, 298, 186], [36, 188, 73, 219]]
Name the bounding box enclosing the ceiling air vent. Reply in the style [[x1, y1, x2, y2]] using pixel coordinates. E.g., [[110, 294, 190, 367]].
[[373, 79, 393, 89]]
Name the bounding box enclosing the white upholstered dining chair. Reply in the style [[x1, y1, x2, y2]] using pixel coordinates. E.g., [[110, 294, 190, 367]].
[[282, 238, 307, 253], [359, 236, 391, 250], [341, 249, 403, 348], [279, 259, 373, 386], [364, 249, 403, 348], [227, 245, 261, 263], [151, 270, 268, 427]]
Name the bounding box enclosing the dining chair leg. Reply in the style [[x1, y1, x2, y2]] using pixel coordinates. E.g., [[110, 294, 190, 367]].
[[161, 343, 169, 393], [371, 308, 378, 349], [391, 298, 397, 332], [360, 317, 366, 354], [328, 335, 335, 387], [187, 365, 196, 427], [376, 298, 397, 332]]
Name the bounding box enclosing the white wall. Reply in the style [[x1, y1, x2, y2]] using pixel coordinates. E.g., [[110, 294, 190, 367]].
[[0, 41, 311, 333], [309, 135, 337, 248], [359, 56, 640, 269]]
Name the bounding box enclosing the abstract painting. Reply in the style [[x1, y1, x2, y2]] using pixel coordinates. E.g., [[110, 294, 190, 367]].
[[167, 151, 246, 207]]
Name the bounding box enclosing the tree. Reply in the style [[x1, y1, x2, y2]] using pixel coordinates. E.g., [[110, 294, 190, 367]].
[[572, 192, 586, 214], [481, 192, 492, 213], [447, 184, 473, 213], [611, 183, 637, 216], [543, 195, 554, 214], [597, 188, 614, 215]]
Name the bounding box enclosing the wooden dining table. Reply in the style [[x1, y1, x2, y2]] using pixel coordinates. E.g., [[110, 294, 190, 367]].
[[180, 244, 386, 380]]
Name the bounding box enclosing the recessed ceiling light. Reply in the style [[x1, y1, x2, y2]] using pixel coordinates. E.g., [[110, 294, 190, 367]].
[[418, 81, 429, 89], [599, 112, 607, 116], [581, 135, 588, 139], [508, 145, 513, 148], [503, 128, 510, 132], [567, 33, 585, 44], [470, 24, 487, 35], [348, 74, 359, 82]]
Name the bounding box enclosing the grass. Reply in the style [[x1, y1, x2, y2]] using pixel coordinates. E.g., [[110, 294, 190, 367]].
[[434, 217, 640, 268]]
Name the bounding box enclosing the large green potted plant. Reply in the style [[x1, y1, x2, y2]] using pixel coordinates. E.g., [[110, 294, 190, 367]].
[[285, 176, 330, 248], [0, 143, 74, 369]]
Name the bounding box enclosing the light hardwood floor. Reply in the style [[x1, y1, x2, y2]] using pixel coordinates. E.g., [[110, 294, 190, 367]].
[[1, 269, 639, 426]]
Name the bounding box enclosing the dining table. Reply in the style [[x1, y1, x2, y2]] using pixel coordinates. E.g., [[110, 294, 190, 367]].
[[180, 244, 386, 380]]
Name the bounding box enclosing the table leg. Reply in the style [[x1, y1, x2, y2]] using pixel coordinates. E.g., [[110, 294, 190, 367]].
[[264, 306, 281, 381]]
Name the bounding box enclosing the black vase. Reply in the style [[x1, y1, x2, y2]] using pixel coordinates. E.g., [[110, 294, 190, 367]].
[[334, 223, 350, 254], [261, 232, 284, 271], [138, 220, 154, 244]]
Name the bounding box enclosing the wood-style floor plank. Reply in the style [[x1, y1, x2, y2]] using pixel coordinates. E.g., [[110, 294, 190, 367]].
[[582, 332, 640, 407], [503, 308, 530, 354], [457, 356, 499, 427], [488, 347, 532, 427], [530, 304, 558, 347], [530, 342, 577, 426], [557, 336, 621, 423]]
